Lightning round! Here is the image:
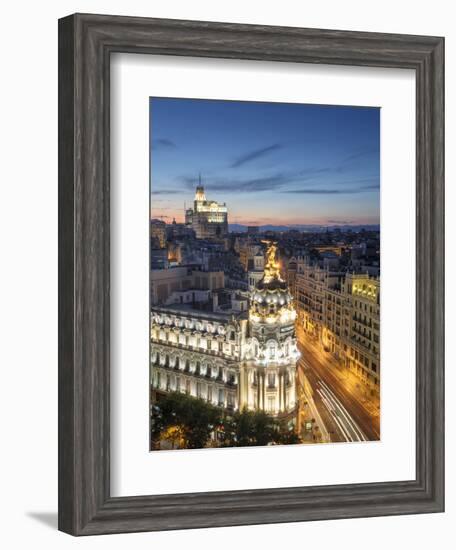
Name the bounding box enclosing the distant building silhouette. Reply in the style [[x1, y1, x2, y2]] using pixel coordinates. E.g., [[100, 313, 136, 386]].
[[185, 184, 228, 240]]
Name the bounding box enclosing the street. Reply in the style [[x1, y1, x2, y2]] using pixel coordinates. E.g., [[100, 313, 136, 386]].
[[297, 335, 380, 443]]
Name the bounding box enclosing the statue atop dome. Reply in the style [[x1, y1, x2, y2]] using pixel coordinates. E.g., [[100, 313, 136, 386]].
[[261, 240, 283, 284]]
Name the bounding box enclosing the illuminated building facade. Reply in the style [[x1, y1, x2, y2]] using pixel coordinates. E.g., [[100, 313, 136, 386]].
[[150, 218, 167, 248], [150, 306, 248, 412], [151, 242, 298, 421], [245, 242, 299, 417], [185, 185, 228, 239], [342, 274, 380, 388], [295, 259, 380, 392]]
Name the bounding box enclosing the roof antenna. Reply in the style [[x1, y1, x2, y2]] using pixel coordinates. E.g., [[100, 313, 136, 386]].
[[198, 172, 202, 186]]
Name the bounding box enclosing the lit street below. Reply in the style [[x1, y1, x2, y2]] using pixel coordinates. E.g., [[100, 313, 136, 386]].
[[297, 335, 380, 443]]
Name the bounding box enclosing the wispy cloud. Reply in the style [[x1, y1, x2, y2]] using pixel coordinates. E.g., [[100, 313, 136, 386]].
[[340, 147, 379, 164], [151, 138, 177, 150], [179, 170, 379, 195], [150, 214, 171, 219], [151, 189, 181, 195], [297, 167, 332, 179], [181, 173, 292, 193], [283, 184, 379, 195], [230, 143, 282, 168], [335, 148, 380, 173]]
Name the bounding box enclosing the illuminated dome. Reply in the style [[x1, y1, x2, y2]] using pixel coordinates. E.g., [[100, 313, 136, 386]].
[[249, 241, 296, 325]]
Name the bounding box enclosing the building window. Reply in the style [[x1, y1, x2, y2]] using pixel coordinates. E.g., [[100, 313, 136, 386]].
[[267, 396, 275, 413], [269, 344, 276, 359], [268, 373, 276, 387]]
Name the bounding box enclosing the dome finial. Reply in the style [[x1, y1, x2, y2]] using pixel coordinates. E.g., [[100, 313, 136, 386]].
[[261, 240, 282, 283]]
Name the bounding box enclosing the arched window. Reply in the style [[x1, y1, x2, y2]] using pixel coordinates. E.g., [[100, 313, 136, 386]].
[[269, 342, 276, 359]]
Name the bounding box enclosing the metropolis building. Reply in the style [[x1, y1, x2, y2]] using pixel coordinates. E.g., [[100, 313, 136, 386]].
[[150, 242, 299, 421]]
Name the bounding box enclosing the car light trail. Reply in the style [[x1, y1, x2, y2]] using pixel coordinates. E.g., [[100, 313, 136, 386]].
[[317, 380, 367, 442]]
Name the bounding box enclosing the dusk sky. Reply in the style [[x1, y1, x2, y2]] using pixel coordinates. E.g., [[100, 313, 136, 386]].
[[150, 98, 380, 227]]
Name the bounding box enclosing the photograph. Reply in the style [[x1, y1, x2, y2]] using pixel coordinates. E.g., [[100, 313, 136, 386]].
[[149, 97, 381, 450]]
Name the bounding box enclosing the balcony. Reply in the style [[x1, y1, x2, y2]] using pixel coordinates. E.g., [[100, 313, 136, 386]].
[[153, 340, 227, 359]]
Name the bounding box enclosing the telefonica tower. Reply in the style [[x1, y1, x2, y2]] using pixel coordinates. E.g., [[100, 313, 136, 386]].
[[185, 184, 228, 239]]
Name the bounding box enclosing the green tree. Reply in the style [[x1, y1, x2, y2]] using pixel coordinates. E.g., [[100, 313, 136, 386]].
[[151, 392, 222, 449], [221, 409, 276, 447], [274, 421, 301, 445]]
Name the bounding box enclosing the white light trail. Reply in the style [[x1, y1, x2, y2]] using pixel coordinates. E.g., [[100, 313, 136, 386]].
[[318, 380, 367, 442]]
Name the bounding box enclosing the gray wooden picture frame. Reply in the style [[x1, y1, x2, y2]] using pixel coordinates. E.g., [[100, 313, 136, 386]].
[[58, 13, 445, 536]]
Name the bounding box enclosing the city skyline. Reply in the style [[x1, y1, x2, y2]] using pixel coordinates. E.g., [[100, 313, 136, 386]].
[[150, 97, 380, 227]]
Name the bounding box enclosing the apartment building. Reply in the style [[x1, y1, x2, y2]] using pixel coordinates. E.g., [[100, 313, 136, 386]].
[[295, 258, 380, 393]]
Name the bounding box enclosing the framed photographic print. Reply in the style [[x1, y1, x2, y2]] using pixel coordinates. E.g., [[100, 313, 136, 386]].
[[58, 13, 444, 535], [148, 98, 381, 451]]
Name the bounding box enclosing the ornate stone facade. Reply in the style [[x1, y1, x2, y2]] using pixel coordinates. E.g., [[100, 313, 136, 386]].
[[151, 242, 299, 422]]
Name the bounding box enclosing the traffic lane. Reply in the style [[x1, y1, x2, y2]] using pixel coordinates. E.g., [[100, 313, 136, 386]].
[[299, 347, 380, 440], [298, 339, 379, 413], [316, 379, 367, 442], [298, 362, 346, 443]]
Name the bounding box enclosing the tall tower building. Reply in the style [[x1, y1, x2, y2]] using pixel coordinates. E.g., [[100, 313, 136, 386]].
[[185, 183, 228, 239], [240, 241, 299, 421]]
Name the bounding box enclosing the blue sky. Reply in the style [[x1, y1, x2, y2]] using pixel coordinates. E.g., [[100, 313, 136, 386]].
[[150, 98, 380, 226]]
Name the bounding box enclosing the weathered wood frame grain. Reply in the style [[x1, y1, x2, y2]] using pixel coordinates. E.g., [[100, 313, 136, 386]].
[[58, 13, 445, 536]]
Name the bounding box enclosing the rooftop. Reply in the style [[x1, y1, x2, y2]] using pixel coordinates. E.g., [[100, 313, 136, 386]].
[[151, 303, 248, 322]]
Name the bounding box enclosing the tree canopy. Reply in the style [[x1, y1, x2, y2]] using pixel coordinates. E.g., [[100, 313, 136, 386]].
[[151, 393, 300, 450], [151, 392, 222, 449]]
